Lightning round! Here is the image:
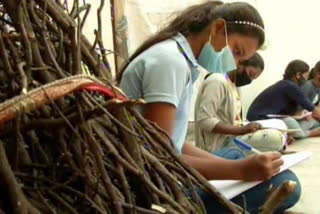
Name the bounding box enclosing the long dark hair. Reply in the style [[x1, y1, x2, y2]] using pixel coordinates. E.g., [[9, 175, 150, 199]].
[[116, 1, 265, 83], [309, 61, 320, 80], [283, 60, 309, 80]]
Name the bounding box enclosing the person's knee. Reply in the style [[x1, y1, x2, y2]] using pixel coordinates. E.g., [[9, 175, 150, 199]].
[[292, 130, 309, 139], [283, 117, 302, 130], [240, 129, 285, 153], [262, 129, 286, 151], [282, 117, 308, 139]]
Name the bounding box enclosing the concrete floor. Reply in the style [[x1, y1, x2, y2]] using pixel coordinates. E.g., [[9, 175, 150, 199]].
[[287, 137, 320, 214]]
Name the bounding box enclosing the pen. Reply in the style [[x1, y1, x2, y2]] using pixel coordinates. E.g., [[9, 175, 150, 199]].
[[233, 138, 262, 154]]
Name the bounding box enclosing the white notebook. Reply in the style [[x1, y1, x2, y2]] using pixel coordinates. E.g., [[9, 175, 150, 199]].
[[267, 112, 312, 120], [243, 119, 301, 133], [209, 151, 312, 199]]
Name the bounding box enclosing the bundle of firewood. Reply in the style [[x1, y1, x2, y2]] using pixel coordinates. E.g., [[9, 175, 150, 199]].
[[0, 0, 245, 213], [0, 0, 298, 213]]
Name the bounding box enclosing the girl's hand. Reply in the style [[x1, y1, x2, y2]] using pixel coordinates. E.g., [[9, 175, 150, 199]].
[[240, 122, 262, 135], [240, 152, 284, 181]]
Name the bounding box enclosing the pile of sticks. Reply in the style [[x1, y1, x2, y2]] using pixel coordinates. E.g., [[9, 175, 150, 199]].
[[0, 0, 297, 213], [0, 0, 244, 213]]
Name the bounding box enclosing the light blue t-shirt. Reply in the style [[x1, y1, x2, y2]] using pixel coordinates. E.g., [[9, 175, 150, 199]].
[[120, 33, 199, 154]]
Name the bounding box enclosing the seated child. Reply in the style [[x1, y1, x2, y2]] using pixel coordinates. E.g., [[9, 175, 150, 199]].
[[247, 59, 320, 139], [195, 53, 286, 154]]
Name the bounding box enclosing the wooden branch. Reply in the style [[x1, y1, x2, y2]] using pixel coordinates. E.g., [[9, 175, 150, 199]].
[[259, 181, 297, 214], [0, 141, 41, 214], [0, 31, 14, 76], [130, 108, 244, 213]]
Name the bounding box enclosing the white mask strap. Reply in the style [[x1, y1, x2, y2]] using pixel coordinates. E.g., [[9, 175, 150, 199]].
[[224, 21, 228, 46]]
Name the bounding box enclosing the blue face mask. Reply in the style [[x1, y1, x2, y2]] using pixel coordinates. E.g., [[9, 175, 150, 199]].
[[197, 25, 237, 73]]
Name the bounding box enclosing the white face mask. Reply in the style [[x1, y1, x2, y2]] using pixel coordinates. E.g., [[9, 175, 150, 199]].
[[197, 22, 237, 74]]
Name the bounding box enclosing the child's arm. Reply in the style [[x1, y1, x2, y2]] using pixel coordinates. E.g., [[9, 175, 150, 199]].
[[212, 121, 261, 135], [196, 77, 261, 136], [181, 143, 283, 181], [144, 102, 283, 181]]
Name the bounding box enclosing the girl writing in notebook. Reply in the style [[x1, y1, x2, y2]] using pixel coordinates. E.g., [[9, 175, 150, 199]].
[[194, 53, 286, 154], [117, 2, 300, 213], [247, 60, 320, 139]]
